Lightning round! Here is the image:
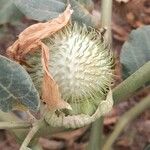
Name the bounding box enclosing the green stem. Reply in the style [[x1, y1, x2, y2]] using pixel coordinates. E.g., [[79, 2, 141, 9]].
[[113, 61, 150, 104], [87, 117, 104, 150], [101, 0, 112, 44], [20, 119, 43, 150], [0, 111, 29, 143], [0, 110, 65, 145], [0, 121, 31, 129], [102, 94, 150, 150]]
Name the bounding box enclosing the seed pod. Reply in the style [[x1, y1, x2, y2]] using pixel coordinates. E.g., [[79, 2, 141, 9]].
[[25, 23, 114, 128]]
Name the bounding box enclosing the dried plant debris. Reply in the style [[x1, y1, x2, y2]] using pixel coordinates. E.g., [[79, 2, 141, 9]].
[[115, 0, 130, 3]]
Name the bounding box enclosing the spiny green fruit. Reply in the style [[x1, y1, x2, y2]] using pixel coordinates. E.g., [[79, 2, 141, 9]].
[[25, 23, 114, 128]]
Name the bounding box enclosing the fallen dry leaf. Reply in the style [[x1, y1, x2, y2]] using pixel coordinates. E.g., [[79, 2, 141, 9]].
[[52, 127, 88, 141], [51, 127, 88, 148], [112, 22, 128, 42], [115, 0, 130, 3], [39, 138, 65, 149], [7, 5, 73, 111]]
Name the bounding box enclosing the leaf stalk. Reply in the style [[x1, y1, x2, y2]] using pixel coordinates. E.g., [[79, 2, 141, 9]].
[[0, 121, 31, 129], [20, 119, 43, 150]]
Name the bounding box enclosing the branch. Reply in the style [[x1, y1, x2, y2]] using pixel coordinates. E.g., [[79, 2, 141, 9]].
[[113, 61, 150, 104], [0, 110, 66, 145], [0, 121, 31, 129], [20, 119, 43, 150], [102, 94, 150, 150], [100, 0, 113, 44], [87, 117, 104, 150], [0, 110, 29, 143]]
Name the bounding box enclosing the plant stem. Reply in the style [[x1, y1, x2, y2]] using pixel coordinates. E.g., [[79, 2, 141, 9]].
[[87, 54, 150, 150], [0, 111, 29, 143], [0, 121, 31, 129], [20, 119, 43, 150], [113, 61, 150, 104], [102, 94, 150, 150], [0, 110, 65, 145], [87, 0, 113, 150], [101, 0, 112, 44], [87, 117, 104, 150]]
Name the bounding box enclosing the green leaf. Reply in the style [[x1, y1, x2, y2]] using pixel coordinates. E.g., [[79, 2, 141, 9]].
[[13, 0, 95, 27], [77, 0, 94, 10], [120, 26, 150, 79], [0, 0, 23, 25], [144, 144, 150, 150], [0, 55, 40, 112], [14, 0, 65, 21], [70, 0, 95, 26]]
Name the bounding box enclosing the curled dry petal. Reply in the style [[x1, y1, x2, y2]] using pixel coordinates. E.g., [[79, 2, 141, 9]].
[[7, 5, 73, 111], [41, 42, 72, 110], [7, 4, 73, 60], [115, 0, 130, 3]]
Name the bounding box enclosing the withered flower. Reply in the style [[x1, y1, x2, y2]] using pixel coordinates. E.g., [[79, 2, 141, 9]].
[[7, 5, 114, 128]]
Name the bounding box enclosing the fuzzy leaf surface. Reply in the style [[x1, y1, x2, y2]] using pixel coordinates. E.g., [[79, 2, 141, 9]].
[[120, 26, 150, 79], [0, 0, 23, 24], [13, 0, 94, 26], [0, 55, 40, 112]]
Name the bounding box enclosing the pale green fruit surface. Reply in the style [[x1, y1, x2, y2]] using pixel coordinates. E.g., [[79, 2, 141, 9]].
[[25, 23, 114, 128]]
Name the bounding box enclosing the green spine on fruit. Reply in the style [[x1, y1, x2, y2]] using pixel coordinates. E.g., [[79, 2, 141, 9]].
[[25, 23, 114, 128]]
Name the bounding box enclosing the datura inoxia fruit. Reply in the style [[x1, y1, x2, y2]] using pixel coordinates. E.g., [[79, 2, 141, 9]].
[[26, 23, 114, 128]]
